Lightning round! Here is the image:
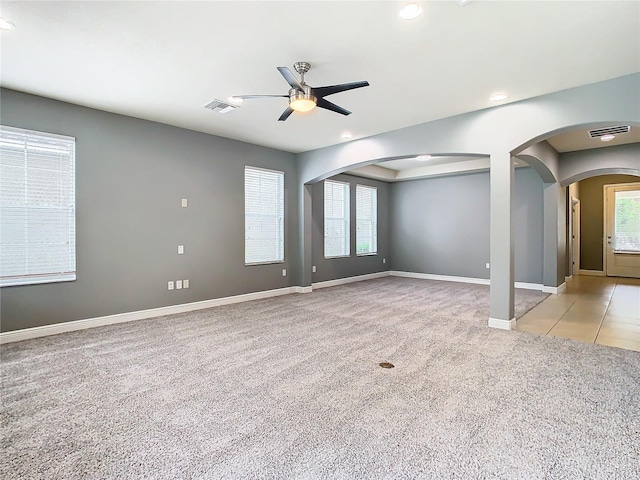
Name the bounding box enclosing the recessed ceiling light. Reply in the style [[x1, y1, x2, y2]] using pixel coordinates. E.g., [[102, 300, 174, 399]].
[[399, 3, 423, 20], [228, 96, 243, 105], [416, 155, 432, 161], [341, 131, 353, 139], [0, 17, 15, 30], [600, 134, 616, 142], [490, 92, 509, 102], [457, 0, 474, 5]]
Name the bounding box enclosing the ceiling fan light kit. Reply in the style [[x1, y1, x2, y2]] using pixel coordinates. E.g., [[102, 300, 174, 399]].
[[223, 61, 369, 121]]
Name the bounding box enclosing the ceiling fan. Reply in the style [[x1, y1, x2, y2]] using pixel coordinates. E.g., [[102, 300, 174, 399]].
[[230, 62, 370, 121]]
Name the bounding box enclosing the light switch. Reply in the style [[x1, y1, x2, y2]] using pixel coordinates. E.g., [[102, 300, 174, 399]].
[[181, 198, 188, 208], [183, 279, 190, 289], [282, 269, 287, 277], [312, 266, 316, 273], [178, 245, 184, 255], [176, 280, 183, 289]]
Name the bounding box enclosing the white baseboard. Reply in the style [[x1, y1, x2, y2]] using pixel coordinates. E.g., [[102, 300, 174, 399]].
[[0, 286, 303, 345], [391, 272, 546, 292], [579, 269, 605, 277], [542, 282, 566, 294], [312, 271, 391, 289], [488, 317, 516, 330], [0, 270, 561, 344], [514, 282, 544, 291], [565, 275, 573, 281], [293, 286, 313, 294], [390, 271, 490, 286]]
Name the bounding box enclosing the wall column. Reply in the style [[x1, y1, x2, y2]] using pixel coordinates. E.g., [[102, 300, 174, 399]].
[[489, 151, 515, 329], [296, 183, 313, 289], [543, 182, 567, 291]]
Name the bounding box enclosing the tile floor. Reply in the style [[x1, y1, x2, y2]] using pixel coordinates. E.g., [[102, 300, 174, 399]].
[[516, 275, 640, 352]]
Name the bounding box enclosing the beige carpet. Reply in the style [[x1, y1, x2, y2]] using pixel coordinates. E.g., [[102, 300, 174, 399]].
[[2, 277, 639, 479]]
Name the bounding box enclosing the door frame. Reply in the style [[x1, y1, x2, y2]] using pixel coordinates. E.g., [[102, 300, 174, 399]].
[[571, 197, 580, 276]]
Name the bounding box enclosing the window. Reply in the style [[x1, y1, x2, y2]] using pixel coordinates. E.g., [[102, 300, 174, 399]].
[[356, 184, 377, 255], [244, 166, 284, 264], [0, 125, 76, 287], [613, 189, 640, 252], [324, 180, 350, 258]]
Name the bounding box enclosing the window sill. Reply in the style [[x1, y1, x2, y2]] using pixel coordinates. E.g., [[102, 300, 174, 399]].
[[245, 260, 285, 266]]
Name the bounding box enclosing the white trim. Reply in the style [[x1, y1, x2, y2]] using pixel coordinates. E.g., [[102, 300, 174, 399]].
[[0, 271, 558, 344], [514, 282, 544, 291], [0, 286, 303, 345], [565, 275, 573, 281], [312, 271, 390, 289], [542, 282, 567, 294], [390, 271, 490, 285], [391, 271, 550, 292], [579, 269, 605, 277], [488, 317, 516, 330]]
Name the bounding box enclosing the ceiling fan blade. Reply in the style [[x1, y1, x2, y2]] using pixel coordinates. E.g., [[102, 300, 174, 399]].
[[316, 98, 351, 116], [277, 67, 303, 91], [278, 107, 294, 121], [313, 81, 370, 98], [236, 94, 288, 99]]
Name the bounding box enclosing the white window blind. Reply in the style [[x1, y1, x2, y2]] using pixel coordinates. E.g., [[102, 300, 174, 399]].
[[0, 125, 76, 287], [356, 184, 377, 255], [614, 189, 640, 252], [244, 166, 284, 264], [324, 180, 350, 258]]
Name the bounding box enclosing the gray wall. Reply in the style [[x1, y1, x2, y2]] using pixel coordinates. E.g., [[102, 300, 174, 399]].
[[311, 174, 389, 283], [576, 174, 639, 271], [390, 168, 544, 284], [0, 89, 299, 332]]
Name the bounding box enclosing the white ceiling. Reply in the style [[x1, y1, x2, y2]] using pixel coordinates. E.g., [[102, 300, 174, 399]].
[[1, 1, 639, 155]]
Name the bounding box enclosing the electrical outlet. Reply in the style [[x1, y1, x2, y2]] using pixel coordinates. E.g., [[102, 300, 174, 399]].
[[183, 279, 189, 289], [178, 245, 184, 255], [383, 258, 386, 264], [282, 269, 287, 277], [312, 265, 316, 273], [181, 198, 188, 208], [486, 263, 490, 269], [176, 280, 183, 289], [168, 281, 174, 290]]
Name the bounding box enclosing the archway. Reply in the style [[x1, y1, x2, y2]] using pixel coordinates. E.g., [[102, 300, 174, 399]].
[[295, 74, 640, 330]]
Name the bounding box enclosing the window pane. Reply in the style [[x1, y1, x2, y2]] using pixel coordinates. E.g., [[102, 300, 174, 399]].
[[0, 126, 76, 287], [244, 166, 284, 264], [356, 184, 377, 255], [614, 189, 640, 252], [324, 180, 350, 257]]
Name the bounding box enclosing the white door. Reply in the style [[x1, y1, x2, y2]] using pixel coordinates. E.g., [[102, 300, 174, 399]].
[[605, 182, 640, 278]]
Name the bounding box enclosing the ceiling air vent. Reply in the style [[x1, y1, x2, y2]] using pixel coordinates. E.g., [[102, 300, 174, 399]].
[[204, 99, 238, 114], [588, 125, 630, 138]]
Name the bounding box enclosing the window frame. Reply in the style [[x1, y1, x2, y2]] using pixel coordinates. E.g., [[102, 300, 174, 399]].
[[244, 165, 285, 266], [324, 179, 351, 259], [0, 125, 76, 287], [356, 184, 378, 256]]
